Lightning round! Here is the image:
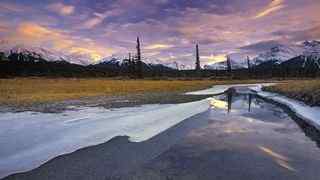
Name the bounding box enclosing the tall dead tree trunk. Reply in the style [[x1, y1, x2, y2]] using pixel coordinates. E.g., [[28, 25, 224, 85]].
[[195, 44, 201, 71], [227, 55, 232, 74], [136, 36, 143, 78], [247, 56, 251, 77]]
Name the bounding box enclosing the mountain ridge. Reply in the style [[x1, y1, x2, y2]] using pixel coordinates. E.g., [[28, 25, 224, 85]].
[[205, 40, 320, 70]]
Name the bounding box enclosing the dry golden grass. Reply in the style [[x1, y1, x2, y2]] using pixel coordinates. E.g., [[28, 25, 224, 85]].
[[264, 79, 320, 106], [0, 78, 273, 105]]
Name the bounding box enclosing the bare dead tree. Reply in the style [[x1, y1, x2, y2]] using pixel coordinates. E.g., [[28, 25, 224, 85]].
[[195, 44, 201, 71]]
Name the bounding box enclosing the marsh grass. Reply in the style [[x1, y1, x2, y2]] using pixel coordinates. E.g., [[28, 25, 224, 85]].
[[0, 78, 273, 105], [264, 80, 320, 106]]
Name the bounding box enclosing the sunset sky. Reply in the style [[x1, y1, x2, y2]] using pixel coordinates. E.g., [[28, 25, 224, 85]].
[[0, 0, 319, 66]]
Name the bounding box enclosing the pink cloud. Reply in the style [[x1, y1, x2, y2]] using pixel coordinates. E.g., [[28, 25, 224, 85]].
[[47, 2, 75, 16]]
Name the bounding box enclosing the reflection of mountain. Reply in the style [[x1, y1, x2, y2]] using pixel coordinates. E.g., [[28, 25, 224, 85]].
[[211, 89, 259, 113]]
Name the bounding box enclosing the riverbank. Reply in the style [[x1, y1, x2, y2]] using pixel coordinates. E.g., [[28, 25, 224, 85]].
[[0, 78, 275, 112], [3, 84, 320, 180], [186, 83, 320, 131], [263, 80, 320, 107]]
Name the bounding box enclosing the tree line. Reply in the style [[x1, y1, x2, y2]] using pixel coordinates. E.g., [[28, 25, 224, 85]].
[[1, 37, 320, 78]]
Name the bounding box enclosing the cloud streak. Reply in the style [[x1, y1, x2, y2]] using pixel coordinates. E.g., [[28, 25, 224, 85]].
[[4, 22, 114, 62], [0, 0, 319, 66], [254, 0, 286, 19], [47, 2, 75, 16]]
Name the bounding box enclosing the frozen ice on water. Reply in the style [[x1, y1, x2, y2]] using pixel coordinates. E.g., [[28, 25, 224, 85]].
[[0, 99, 210, 178], [254, 90, 320, 130], [186, 83, 275, 95], [188, 83, 320, 131]]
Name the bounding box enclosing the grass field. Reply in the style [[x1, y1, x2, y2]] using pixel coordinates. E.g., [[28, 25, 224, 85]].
[[264, 80, 320, 106], [0, 78, 272, 105]]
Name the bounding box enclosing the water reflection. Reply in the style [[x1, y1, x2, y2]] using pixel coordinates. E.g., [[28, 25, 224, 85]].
[[227, 88, 234, 113], [276, 102, 320, 149], [248, 94, 252, 112], [210, 99, 227, 110], [258, 146, 296, 172], [210, 88, 255, 114], [211, 87, 320, 149]]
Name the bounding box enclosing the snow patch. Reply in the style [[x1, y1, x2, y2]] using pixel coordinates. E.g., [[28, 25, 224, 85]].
[[186, 83, 275, 95], [0, 99, 209, 178], [187, 83, 320, 131], [252, 88, 320, 130]]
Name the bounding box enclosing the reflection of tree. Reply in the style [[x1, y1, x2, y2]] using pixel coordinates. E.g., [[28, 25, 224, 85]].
[[227, 89, 234, 113], [248, 93, 252, 112]]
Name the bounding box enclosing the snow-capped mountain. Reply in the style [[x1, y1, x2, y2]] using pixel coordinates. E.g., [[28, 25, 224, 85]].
[[146, 59, 187, 70], [303, 40, 320, 58], [205, 40, 320, 70], [0, 42, 91, 65], [252, 45, 303, 65], [204, 61, 227, 70], [151, 61, 179, 70], [204, 59, 248, 70], [252, 41, 320, 65], [97, 56, 183, 70], [96, 56, 125, 66]]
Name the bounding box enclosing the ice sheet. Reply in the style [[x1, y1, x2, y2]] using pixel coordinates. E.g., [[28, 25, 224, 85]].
[[186, 83, 275, 95], [0, 99, 210, 178]]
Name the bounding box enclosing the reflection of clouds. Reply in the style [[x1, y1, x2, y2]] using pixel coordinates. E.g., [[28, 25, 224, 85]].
[[210, 98, 227, 110], [223, 127, 250, 134], [258, 146, 296, 172]]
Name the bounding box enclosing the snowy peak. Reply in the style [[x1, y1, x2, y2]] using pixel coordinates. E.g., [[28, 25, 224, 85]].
[[204, 61, 227, 70], [97, 57, 183, 70], [9, 45, 66, 61], [204, 57, 248, 70], [146, 59, 184, 70], [97, 56, 125, 66], [253, 44, 303, 65], [0, 42, 91, 65], [253, 41, 320, 65], [303, 40, 320, 48], [302, 40, 320, 57]]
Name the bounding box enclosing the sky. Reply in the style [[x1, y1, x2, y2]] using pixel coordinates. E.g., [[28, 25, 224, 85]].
[[0, 0, 319, 66]]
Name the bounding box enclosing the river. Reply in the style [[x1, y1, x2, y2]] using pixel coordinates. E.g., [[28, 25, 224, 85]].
[[2, 85, 320, 180]]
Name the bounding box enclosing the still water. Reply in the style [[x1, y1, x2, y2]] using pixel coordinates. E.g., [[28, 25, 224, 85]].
[[4, 87, 320, 180]]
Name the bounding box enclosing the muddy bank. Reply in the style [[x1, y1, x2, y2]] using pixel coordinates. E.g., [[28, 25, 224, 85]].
[[0, 92, 211, 113]]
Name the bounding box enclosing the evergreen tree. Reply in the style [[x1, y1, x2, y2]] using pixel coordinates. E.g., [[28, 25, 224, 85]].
[[0, 52, 6, 61], [8, 52, 19, 61], [135, 36, 143, 78], [195, 44, 201, 71], [128, 52, 131, 72], [247, 56, 251, 76], [226, 55, 232, 73]]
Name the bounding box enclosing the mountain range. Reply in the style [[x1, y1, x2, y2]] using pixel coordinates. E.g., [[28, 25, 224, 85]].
[[205, 40, 320, 70], [1, 40, 320, 77], [0, 40, 184, 70]]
